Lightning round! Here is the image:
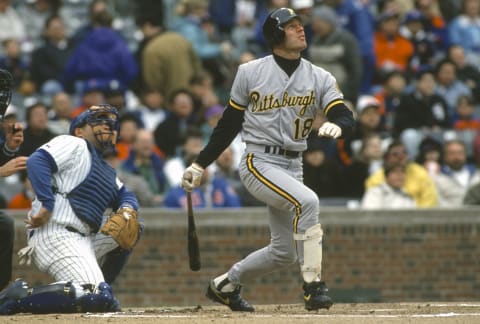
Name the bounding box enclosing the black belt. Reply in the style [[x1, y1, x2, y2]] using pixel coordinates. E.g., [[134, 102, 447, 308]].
[[264, 146, 301, 158], [29, 226, 86, 238], [66, 226, 86, 237]]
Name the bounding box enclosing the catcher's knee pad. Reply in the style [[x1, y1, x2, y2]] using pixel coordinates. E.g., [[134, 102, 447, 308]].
[[294, 224, 323, 283], [79, 282, 120, 312]]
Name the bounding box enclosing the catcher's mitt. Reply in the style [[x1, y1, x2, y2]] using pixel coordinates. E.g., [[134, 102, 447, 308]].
[[100, 207, 139, 250]]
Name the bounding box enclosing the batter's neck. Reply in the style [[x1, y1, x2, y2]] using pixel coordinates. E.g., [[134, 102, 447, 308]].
[[273, 53, 301, 77]]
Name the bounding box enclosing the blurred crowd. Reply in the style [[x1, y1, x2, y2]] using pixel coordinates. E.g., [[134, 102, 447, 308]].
[[0, 0, 480, 210]]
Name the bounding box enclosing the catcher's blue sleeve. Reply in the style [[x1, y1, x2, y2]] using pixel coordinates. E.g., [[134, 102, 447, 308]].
[[115, 186, 139, 211], [27, 149, 58, 212]]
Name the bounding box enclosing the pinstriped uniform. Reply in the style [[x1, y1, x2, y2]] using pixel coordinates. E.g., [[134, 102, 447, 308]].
[[225, 55, 344, 284], [27, 135, 122, 285]]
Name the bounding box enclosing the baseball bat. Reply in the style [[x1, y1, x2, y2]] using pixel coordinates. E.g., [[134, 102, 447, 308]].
[[187, 192, 201, 271], [0, 69, 13, 120]]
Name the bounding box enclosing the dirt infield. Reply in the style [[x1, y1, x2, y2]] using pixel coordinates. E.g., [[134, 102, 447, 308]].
[[2, 302, 480, 324]]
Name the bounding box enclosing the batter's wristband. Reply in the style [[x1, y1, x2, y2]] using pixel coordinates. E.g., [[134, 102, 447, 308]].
[[191, 163, 204, 172]]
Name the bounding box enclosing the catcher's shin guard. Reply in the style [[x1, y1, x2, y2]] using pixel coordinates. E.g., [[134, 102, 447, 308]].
[[78, 282, 120, 312], [294, 223, 323, 283], [0, 281, 119, 315], [0, 280, 78, 315]]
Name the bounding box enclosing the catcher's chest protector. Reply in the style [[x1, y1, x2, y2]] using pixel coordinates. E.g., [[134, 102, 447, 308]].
[[67, 142, 117, 232]]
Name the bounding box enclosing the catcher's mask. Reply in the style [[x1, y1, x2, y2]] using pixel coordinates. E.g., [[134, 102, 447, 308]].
[[0, 69, 13, 120], [69, 104, 119, 153]]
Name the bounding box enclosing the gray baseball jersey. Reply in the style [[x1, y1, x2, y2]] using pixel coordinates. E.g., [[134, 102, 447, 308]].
[[230, 55, 343, 151], [222, 54, 345, 286]]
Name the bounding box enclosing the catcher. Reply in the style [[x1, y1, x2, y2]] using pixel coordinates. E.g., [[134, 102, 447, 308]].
[[0, 105, 142, 315]]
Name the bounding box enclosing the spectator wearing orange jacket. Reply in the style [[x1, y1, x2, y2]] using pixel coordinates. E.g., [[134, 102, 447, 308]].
[[7, 171, 32, 210], [374, 11, 414, 80]]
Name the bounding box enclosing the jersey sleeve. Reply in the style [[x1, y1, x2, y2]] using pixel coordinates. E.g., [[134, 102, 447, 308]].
[[195, 104, 244, 168], [321, 73, 345, 115], [39, 135, 87, 171], [229, 64, 249, 108], [319, 72, 355, 138]]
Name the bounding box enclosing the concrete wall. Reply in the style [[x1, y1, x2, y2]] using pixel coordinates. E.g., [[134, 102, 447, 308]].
[[8, 207, 480, 307]]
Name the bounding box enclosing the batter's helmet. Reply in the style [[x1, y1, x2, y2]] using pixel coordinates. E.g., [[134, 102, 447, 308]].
[[263, 7, 300, 48]]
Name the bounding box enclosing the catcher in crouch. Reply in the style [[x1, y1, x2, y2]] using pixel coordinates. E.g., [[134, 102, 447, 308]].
[[0, 105, 142, 315]]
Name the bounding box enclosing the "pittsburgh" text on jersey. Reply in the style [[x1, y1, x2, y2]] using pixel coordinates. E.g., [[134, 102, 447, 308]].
[[250, 90, 315, 115]]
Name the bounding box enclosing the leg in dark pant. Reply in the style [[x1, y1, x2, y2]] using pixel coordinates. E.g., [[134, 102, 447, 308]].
[[100, 247, 131, 285], [0, 212, 14, 290]]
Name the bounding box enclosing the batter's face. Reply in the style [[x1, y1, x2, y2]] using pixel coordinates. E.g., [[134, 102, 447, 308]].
[[276, 18, 306, 57]]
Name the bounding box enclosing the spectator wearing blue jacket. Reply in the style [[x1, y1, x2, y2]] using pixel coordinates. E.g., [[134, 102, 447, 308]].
[[121, 129, 166, 195], [163, 167, 242, 209], [172, 0, 230, 59], [325, 0, 376, 94], [448, 0, 480, 67], [62, 8, 138, 96], [208, 0, 237, 37], [171, 0, 233, 87]]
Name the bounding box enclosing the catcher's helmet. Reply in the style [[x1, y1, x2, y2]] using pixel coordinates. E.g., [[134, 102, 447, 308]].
[[69, 104, 120, 154], [263, 7, 300, 48], [69, 104, 119, 135]]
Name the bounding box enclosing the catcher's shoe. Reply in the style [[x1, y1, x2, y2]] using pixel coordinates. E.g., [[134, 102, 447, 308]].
[[206, 279, 254, 312], [0, 279, 29, 314], [0, 279, 28, 305], [303, 281, 333, 311]]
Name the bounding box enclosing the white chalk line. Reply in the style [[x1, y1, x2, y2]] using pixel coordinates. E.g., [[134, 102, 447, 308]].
[[85, 312, 480, 319], [426, 303, 480, 307], [85, 304, 480, 319]]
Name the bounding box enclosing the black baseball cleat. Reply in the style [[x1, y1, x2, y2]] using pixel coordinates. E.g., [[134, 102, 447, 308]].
[[0, 279, 29, 305], [303, 281, 333, 311], [206, 279, 255, 312]]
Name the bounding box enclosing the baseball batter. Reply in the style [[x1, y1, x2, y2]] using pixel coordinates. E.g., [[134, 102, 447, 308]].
[[0, 105, 141, 315], [182, 8, 354, 312]]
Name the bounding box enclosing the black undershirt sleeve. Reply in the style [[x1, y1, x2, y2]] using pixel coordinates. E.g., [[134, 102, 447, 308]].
[[195, 104, 244, 169], [326, 103, 355, 139], [0, 143, 16, 165]]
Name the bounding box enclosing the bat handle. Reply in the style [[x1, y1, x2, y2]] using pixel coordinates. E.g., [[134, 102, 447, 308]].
[[187, 191, 193, 210], [187, 191, 201, 271]]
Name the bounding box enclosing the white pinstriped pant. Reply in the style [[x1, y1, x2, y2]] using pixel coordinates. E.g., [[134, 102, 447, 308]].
[[28, 218, 118, 286], [228, 150, 320, 285]]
